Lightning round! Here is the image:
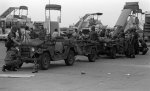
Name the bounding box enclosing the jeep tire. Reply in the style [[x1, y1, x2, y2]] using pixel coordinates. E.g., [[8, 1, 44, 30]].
[[18, 62, 23, 68], [65, 50, 75, 66], [110, 47, 116, 59], [142, 48, 148, 55], [88, 48, 96, 62], [39, 52, 50, 70]]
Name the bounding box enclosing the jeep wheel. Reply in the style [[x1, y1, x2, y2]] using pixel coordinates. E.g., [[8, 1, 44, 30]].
[[130, 54, 135, 58], [18, 62, 23, 68], [17, 58, 23, 68], [125, 51, 129, 57], [65, 50, 75, 66], [110, 47, 116, 59], [88, 49, 96, 62], [142, 48, 148, 55], [39, 52, 50, 70]]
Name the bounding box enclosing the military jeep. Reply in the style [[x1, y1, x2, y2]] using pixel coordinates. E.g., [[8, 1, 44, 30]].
[[18, 37, 77, 70], [97, 38, 117, 59], [75, 39, 98, 62]]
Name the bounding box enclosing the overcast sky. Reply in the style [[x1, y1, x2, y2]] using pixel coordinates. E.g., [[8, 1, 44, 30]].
[[0, 0, 149, 27]]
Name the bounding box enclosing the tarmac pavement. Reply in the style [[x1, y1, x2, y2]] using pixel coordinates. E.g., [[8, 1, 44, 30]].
[[0, 42, 150, 91], [146, 42, 150, 47]]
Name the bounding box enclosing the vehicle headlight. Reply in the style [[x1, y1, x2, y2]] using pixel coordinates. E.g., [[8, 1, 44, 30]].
[[104, 43, 107, 46], [15, 47, 19, 51], [31, 47, 35, 52]]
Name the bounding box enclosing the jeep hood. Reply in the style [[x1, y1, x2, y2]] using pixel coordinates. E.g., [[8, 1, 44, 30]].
[[22, 38, 44, 47]]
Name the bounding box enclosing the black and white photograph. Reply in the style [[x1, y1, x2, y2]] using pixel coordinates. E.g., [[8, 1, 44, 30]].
[[0, 0, 150, 91]]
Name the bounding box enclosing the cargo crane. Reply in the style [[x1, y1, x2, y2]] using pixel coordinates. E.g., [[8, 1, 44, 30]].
[[143, 11, 150, 41], [113, 2, 143, 38], [111, 2, 148, 56], [0, 6, 32, 40], [62, 12, 104, 38], [74, 13, 103, 32], [0, 6, 31, 28], [97, 2, 148, 59]]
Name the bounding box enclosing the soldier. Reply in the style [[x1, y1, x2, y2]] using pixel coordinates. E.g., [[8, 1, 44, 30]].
[[125, 28, 135, 58], [132, 27, 140, 54], [16, 21, 22, 40], [2, 26, 21, 72], [139, 39, 147, 48], [39, 26, 46, 40], [99, 28, 106, 37], [72, 28, 79, 39], [117, 27, 125, 53], [1, 21, 5, 34], [139, 39, 148, 54], [30, 28, 38, 39], [89, 26, 98, 41], [52, 29, 59, 39]]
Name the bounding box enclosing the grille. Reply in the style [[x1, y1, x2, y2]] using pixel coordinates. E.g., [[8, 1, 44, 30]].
[[20, 46, 30, 57]]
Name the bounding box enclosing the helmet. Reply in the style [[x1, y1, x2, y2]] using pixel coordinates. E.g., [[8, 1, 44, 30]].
[[91, 26, 95, 31], [131, 25, 137, 30], [11, 25, 18, 32], [25, 26, 29, 30]]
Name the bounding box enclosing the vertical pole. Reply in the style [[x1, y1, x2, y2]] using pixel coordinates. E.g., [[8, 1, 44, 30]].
[[49, 0, 51, 36], [59, 10, 61, 36], [27, 9, 28, 16], [143, 12, 146, 40], [60, 10, 61, 23], [14, 8, 15, 16], [19, 8, 20, 16]]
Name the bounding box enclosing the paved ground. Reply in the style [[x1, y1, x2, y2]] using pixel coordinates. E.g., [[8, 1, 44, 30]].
[[0, 42, 150, 91]]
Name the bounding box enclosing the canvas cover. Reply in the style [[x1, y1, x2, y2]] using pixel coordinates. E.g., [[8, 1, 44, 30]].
[[19, 6, 28, 10], [45, 4, 61, 11], [124, 2, 139, 11]]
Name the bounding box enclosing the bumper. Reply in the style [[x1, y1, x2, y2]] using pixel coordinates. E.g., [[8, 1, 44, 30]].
[[0, 34, 8, 40], [20, 57, 35, 63]]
